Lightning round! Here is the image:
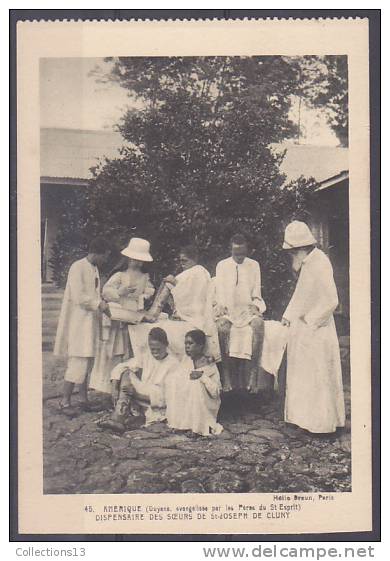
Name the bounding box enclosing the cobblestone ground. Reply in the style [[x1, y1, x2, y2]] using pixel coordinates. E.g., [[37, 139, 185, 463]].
[[43, 353, 351, 495]]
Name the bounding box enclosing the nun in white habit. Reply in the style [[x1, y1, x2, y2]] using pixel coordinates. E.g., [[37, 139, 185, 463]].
[[281, 221, 345, 434]]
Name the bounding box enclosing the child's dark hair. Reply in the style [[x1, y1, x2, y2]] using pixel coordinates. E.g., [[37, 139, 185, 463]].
[[148, 327, 169, 347], [185, 329, 206, 347], [88, 236, 110, 255], [230, 233, 248, 247]]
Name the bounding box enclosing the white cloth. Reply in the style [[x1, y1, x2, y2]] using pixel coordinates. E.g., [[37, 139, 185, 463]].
[[102, 269, 154, 312], [64, 357, 94, 384], [283, 248, 345, 433], [89, 352, 123, 394], [54, 258, 101, 358], [261, 321, 288, 376], [229, 324, 253, 360], [111, 351, 179, 409], [170, 265, 212, 331], [166, 356, 223, 436], [226, 320, 288, 373], [215, 256, 266, 319], [168, 264, 220, 359]]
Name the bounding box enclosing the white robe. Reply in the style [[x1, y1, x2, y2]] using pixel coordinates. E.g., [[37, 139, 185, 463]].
[[283, 248, 345, 433], [214, 257, 266, 362], [54, 257, 101, 358], [111, 351, 179, 408], [129, 264, 220, 362], [170, 265, 211, 330], [215, 256, 266, 318], [166, 356, 223, 436]]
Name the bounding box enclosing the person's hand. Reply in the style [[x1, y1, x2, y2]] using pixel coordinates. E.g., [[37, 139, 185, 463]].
[[111, 381, 120, 407], [143, 310, 158, 323], [118, 286, 137, 297], [281, 317, 290, 327], [171, 311, 182, 321], [190, 370, 203, 380], [98, 300, 110, 314], [248, 304, 262, 317], [163, 275, 177, 286]]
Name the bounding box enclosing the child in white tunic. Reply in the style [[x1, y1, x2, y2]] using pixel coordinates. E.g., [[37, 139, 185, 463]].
[[167, 329, 223, 436], [54, 237, 111, 416], [99, 327, 178, 433]]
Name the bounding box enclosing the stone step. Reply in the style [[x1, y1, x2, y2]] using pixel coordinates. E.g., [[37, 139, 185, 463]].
[[42, 308, 61, 318], [42, 324, 58, 335], [42, 292, 64, 300], [42, 322, 59, 332], [42, 333, 55, 342], [42, 340, 54, 352], [42, 299, 63, 311], [42, 283, 63, 293]]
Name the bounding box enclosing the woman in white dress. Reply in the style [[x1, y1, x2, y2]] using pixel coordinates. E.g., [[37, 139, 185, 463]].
[[281, 221, 345, 434], [89, 238, 155, 394], [166, 329, 223, 436]]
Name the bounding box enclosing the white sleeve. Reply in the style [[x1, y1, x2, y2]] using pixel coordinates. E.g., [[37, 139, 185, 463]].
[[102, 272, 122, 302], [215, 262, 226, 306], [143, 274, 155, 298], [199, 365, 221, 399], [251, 262, 266, 313], [69, 263, 100, 312], [304, 262, 339, 328]]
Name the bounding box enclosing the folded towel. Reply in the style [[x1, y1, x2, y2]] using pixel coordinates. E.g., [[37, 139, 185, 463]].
[[229, 324, 253, 360], [261, 320, 288, 376]]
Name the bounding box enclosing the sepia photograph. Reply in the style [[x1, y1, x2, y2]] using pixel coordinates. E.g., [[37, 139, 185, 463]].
[[14, 16, 373, 536], [40, 54, 351, 496]]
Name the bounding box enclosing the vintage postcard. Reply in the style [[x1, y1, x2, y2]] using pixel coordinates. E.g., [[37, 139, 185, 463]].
[[14, 16, 373, 536]]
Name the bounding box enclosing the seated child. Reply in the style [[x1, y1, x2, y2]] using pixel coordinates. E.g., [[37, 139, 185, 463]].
[[99, 327, 178, 433], [166, 329, 223, 436]]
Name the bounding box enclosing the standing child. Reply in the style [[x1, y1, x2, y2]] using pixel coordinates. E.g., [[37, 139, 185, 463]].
[[167, 329, 223, 436], [54, 237, 111, 416], [89, 237, 155, 394], [99, 327, 178, 433]]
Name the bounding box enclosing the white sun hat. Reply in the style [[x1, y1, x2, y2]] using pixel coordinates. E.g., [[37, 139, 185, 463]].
[[121, 237, 153, 262], [282, 221, 317, 250]]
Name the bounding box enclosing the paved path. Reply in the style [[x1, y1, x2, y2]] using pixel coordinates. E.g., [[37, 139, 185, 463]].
[[43, 383, 351, 495]]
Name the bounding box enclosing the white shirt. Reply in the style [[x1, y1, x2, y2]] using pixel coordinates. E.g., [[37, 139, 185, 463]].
[[54, 257, 101, 357], [170, 264, 211, 330], [215, 256, 266, 315]]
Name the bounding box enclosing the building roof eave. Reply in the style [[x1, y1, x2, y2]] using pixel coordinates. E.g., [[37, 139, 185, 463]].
[[315, 170, 349, 192], [41, 176, 90, 187]]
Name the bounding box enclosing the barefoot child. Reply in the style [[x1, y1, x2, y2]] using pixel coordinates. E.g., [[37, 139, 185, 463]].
[[99, 327, 178, 432], [54, 237, 111, 417], [167, 329, 223, 436]]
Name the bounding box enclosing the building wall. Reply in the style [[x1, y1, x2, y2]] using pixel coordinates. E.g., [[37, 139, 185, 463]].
[[308, 179, 349, 332], [41, 182, 87, 282]]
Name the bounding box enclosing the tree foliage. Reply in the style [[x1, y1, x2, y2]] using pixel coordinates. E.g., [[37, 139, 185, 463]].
[[295, 55, 348, 146], [52, 56, 323, 317]]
